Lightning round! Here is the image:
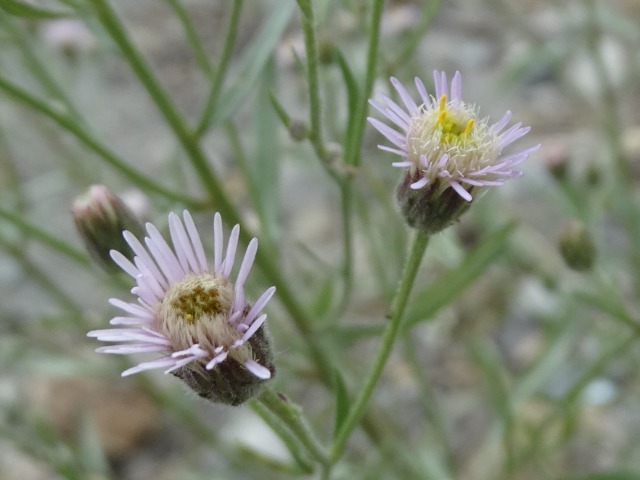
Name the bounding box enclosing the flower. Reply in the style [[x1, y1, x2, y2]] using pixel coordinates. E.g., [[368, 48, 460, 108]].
[[368, 70, 539, 233], [88, 211, 276, 405]]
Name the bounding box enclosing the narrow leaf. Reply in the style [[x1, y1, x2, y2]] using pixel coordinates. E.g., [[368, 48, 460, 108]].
[[0, 0, 71, 18], [332, 368, 350, 440], [558, 473, 640, 480], [403, 222, 516, 329], [210, 1, 296, 126]]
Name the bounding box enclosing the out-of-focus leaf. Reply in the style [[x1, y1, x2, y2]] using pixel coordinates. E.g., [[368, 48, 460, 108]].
[[403, 222, 516, 329], [77, 412, 110, 476], [574, 287, 638, 331], [210, 1, 296, 126], [332, 368, 350, 440], [0, 0, 71, 18], [320, 323, 384, 347], [558, 473, 640, 480], [253, 61, 280, 248], [311, 275, 335, 319], [334, 48, 359, 154]]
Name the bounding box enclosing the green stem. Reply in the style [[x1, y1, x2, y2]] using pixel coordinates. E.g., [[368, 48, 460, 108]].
[[0, 76, 201, 207], [585, 0, 628, 184], [255, 245, 335, 383], [344, 0, 384, 169], [257, 388, 330, 468], [331, 229, 430, 461], [402, 334, 455, 473], [89, 0, 224, 208], [335, 180, 354, 314], [296, 0, 328, 165], [195, 0, 244, 138], [165, 0, 214, 78], [0, 205, 89, 267], [2, 16, 83, 121], [0, 237, 83, 318], [386, 0, 441, 74], [250, 399, 314, 473]]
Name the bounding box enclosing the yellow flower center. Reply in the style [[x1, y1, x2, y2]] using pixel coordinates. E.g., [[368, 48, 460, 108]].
[[405, 94, 500, 183], [435, 95, 475, 144], [158, 274, 252, 363]]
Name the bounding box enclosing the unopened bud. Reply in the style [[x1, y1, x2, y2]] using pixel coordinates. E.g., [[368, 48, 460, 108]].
[[317, 38, 336, 65], [40, 19, 96, 59], [558, 220, 596, 271], [71, 185, 144, 273], [585, 162, 602, 187], [544, 143, 569, 181], [288, 119, 309, 142]]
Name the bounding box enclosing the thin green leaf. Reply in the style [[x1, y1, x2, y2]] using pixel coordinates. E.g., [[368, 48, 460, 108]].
[[310, 276, 335, 319], [249, 400, 314, 474], [253, 62, 280, 248], [268, 91, 292, 127], [76, 412, 110, 476], [0, 0, 71, 18], [332, 368, 350, 440], [334, 47, 359, 146], [558, 473, 640, 480], [319, 324, 384, 347], [574, 287, 639, 332], [403, 222, 516, 329], [209, 1, 296, 126]]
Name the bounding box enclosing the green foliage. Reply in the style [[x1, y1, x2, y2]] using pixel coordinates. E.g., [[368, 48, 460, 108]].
[[0, 1, 639, 479]]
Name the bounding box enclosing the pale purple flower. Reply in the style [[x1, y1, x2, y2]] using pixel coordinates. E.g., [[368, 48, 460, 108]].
[[88, 211, 275, 381], [368, 70, 540, 202]]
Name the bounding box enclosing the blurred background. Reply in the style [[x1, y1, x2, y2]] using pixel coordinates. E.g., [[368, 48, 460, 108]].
[[1, 0, 640, 479]]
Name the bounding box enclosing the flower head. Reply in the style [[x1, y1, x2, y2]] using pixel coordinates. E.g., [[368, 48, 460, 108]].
[[88, 211, 276, 405], [369, 70, 539, 233]]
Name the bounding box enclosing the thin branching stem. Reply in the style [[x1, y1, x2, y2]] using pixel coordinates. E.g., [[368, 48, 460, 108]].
[[257, 388, 330, 469], [0, 205, 89, 267], [0, 76, 201, 207], [89, 0, 226, 208], [344, 0, 384, 169], [165, 0, 214, 79], [295, 0, 330, 167], [331, 229, 430, 462], [195, 0, 244, 137]]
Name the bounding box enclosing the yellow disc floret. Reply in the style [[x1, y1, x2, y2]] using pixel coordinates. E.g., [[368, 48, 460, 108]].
[[406, 94, 500, 183], [159, 273, 252, 364]]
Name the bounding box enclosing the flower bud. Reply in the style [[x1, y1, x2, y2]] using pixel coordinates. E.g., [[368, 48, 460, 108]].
[[40, 19, 96, 59], [544, 143, 569, 182], [71, 185, 144, 273], [585, 162, 602, 187], [558, 220, 596, 271], [288, 119, 309, 142]]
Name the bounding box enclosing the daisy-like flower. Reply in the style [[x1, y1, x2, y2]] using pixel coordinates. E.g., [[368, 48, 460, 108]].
[[88, 211, 276, 405], [369, 70, 540, 233]]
